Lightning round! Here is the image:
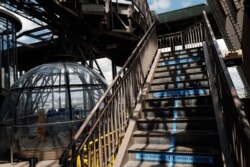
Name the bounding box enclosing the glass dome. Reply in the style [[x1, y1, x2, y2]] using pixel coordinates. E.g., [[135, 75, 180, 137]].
[[0, 62, 107, 157]]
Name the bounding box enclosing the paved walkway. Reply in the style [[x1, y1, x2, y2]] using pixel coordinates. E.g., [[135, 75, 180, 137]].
[[0, 160, 59, 167]]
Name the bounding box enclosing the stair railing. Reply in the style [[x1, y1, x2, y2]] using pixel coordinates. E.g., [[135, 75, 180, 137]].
[[203, 11, 250, 167], [59, 21, 158, 167], [158, 22, 204, 51]]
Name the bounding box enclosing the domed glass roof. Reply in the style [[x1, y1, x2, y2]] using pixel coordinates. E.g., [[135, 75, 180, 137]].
[[0, 62, 107, 155]]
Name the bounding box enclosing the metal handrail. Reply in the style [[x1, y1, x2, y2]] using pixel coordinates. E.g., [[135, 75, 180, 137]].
[[158, 22, 204, 50], [59, 21, 157, 166], [203, 11, 250, 167]]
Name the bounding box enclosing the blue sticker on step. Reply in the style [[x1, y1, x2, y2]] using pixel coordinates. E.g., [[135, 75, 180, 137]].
[[162, 56, 202, 65], [153, 89, 207, 97], [135, 153, 214, 164]]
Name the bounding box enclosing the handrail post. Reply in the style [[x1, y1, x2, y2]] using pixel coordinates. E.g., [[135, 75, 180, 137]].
[[181, 31, 185, 50]]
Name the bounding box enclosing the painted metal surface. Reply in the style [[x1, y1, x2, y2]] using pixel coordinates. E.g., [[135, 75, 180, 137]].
[[135, 153, 215, 164]]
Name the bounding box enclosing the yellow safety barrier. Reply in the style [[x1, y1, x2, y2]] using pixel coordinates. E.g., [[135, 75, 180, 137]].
[[76, 131, 123, 167]]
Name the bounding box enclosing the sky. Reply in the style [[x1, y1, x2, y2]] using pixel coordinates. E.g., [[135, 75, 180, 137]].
[[148, 0, 207, 13]]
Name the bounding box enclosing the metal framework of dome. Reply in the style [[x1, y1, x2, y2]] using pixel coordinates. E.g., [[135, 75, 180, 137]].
[[0, 62, 107, 158]]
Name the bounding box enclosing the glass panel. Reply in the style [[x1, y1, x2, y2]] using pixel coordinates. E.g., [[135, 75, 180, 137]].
[[69, 73, 82, 85], [16, 87, 71, 125], [16, 123, 71, 151]]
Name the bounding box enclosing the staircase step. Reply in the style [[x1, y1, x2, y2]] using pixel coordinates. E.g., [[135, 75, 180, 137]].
[[154, 72, 208, 80], [157, 61, 206, 71], [129, 143, 219, 153], [137, 117, 217, 131], [149, 87, 210, 98], [160, 52, 203, 61], [150, 80, 209, 90], [156, 64, 206, 73], [124, 160, 214, 167], [151, 78, 208, 86], [157, 59, 205, 68], [158, 56, 204, 66], [127, 144, 219, 165], [153, 73, 208, 83], [154, 67, 207, 78], [133, 130, 219, 146], [162, 48, 203, 57], [142, 106, 214, 118], [145, 95, 212, 108]]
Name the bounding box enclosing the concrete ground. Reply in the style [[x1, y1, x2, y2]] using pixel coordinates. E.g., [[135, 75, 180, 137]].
[[0, 151, 59, 167], [0, 160, 60, 167]]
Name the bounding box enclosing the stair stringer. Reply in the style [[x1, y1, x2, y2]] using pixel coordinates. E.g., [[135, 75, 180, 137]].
[[113, 50, 162, 167]]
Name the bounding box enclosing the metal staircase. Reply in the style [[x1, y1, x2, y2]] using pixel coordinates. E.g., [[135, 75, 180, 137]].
[[1, 0, 250, 166], [122, 47, 223, 167], [60, 11, 250, 167]]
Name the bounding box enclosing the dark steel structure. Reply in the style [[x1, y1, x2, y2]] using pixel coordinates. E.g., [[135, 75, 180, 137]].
[[0, 0, 152, 69], [207, 0, 250, 97], [0, 9, 21, 100], [0, 1, 249, 167]]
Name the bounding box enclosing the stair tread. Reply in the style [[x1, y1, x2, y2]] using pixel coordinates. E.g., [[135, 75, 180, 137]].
[[143, 105, 213, 111], [155, 66, 206, 73], [162, 50, 202, 55], [133, 130, 218, 136], [154, 71, 207, 79], [149, 86, 210, 93], [157, 63, 206, 71], [154, 72, 208, 79], [156, 67, 207, 74], [161, 51, 203, 57], [157, 59, 205, 66], [151, 78, 208, 85], [137, 117, 215, 122], [149, 88, 210, 98], [145, 94, 211, 101], [159, 55, 204, 62], [162, 49, 203, 56], [124, 161, 212, 167], [128, 144, 220, 154], [160, 54, 204, 61]]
